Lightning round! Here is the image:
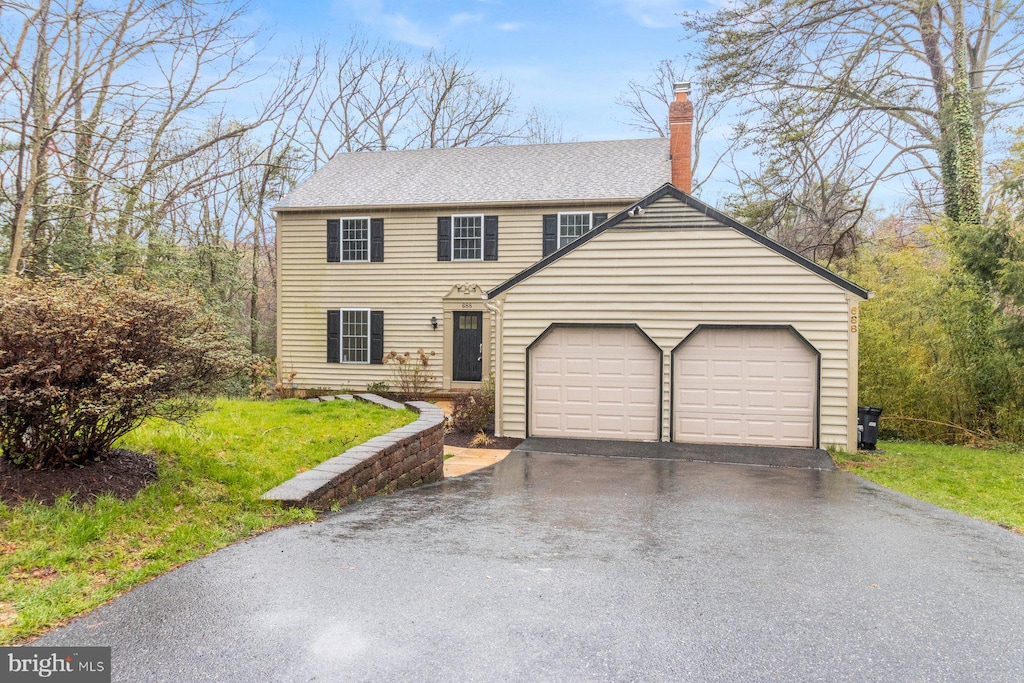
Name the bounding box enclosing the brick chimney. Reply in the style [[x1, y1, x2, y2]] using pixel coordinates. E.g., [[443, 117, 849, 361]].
[[669, 81, 694, 194]]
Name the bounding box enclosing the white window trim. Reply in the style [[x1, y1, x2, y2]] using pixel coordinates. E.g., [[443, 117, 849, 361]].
[[340, 216, 371, 263], [339, 307, 371, 364], [451, 213, 485, 262], [557, 211, 593, 248]]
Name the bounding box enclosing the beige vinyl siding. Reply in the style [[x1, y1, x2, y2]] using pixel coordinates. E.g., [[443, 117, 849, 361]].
[[277, 202, 628, 391], [496, 198, 858, 450]]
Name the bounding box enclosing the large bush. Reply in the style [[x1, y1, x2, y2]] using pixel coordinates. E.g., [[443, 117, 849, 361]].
[[450, 377, 495, 434], [0, 275, 247, 468], [847, 238, 1024, 444]]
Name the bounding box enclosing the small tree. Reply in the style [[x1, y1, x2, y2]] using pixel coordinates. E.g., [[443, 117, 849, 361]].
[[0, 275, 247, 469]]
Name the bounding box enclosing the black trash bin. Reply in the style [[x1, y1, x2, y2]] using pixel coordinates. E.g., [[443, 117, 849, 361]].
[[857, 406, 883, 450]]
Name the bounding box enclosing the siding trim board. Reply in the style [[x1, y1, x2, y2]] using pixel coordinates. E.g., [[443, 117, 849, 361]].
[[668, 324, 822, 448], [525, 323, 664, 441], [488, 183, 870, 300]]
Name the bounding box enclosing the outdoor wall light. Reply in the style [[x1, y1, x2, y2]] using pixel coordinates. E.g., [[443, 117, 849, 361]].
[[431, 316, 438, 330]]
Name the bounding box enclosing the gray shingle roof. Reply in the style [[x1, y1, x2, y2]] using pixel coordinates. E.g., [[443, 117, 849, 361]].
[[274, 138, 670, 210]]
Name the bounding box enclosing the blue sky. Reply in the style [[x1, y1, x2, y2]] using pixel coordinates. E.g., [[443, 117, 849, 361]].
[[254, 0, 701, 142]]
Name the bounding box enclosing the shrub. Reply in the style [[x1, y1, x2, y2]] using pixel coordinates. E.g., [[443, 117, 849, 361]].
[[451, 377, 495, 433], [249, 356, 277, 401], [366, 380, 390, 395], [846, 238, 1024, 444], [0, 274, 247, 468], [470, 431, 494, 448], [384, 349, 436, 400]]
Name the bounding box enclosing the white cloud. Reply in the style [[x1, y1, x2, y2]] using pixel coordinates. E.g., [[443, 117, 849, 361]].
[[496, 21, 524, 31], [336, 0, 438, 47], [450, 12, 484, 26], [603, 0, 689, 29]]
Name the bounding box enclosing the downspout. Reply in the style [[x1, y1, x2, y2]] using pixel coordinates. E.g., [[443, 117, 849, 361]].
[[484, 298, 504, 436]]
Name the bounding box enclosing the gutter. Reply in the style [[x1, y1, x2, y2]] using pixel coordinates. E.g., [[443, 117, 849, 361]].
[[484, 298, 504, 437]]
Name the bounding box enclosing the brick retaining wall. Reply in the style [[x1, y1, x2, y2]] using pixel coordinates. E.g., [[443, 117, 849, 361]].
[[261, 396, 444, 510]]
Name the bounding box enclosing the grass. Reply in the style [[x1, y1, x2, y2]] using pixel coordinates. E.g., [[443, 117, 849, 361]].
[[0, 398, 415, 645], [833, 440, 1024, 532]]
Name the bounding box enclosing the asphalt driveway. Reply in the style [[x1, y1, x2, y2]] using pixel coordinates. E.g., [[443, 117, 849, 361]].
[[39, 449, 1024, 682]]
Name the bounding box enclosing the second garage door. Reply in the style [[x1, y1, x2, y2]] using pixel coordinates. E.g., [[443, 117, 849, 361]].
[[673, 327, 817, 447], [529, 325, 661, 440]]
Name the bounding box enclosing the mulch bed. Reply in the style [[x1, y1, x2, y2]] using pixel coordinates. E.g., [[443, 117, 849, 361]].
[[443, 431, 524, 450], [0, 449, 157, 507]]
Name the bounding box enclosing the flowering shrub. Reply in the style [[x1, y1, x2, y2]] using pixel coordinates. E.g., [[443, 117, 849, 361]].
[[0, 275, 246, 468], [384, 349, 436, 400]]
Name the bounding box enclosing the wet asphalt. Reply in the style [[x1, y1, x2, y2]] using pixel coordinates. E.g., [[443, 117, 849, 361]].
[[38, 450, 1024, 682]]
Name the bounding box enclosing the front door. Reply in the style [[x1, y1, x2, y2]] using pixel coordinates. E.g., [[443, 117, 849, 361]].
[[453, 312, 483, 382]]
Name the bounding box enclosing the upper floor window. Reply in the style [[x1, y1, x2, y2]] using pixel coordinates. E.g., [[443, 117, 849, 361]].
[[452, 214, 484, 261], [328, 217, 383, 262], [341, 218, 369, 261], [558, 212, 592, 248]]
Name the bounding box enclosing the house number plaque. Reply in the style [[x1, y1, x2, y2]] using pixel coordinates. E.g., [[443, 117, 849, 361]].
[[850, 306, 859, 333]]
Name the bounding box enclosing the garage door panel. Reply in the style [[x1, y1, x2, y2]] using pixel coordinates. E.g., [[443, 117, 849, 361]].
[[530, 326, 660, 441], [678, 388, 708, 408], [710, 360, 743, 378], [781, 361, 813, 380], [746, 360, 780, 380], [710, 389, 742, 410], [676, 360, 708, 379], [746, 390, 778, 410], [780, 390, 814, 410], [674, 328, 817, 447]]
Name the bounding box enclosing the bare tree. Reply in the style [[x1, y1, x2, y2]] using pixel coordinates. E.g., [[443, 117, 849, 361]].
[[521, 106, 566, 144], [615, 59, 735, 193], [682, 0, 1023, 221], [0, 0, 275, 275], [300, 39, 519, 162], [411, 49, 516, 149]]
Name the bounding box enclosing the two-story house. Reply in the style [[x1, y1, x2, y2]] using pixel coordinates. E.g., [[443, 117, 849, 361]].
[[275, 85, 868, 451]]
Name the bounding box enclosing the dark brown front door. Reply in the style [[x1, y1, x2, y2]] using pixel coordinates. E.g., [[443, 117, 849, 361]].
[[453, 312, 483, 382]]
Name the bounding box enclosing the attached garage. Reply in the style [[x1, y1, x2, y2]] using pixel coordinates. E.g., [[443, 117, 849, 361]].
[[672, 326, 818, 447], [488, 185, 869, 451], [529, 325, 661, 440]]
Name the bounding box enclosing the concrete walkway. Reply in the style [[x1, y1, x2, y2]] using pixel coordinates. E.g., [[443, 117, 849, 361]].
[[443, 446, 510, 477]]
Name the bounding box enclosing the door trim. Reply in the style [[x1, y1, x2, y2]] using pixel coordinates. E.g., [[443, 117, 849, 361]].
[[525, 322, 664, 440], [669, 324, 821, 448], [441, 283, 490, 389]]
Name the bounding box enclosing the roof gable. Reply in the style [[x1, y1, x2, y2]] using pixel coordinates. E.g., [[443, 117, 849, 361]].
[[274, 138, 670, 210], [487, 184, 870, 300]]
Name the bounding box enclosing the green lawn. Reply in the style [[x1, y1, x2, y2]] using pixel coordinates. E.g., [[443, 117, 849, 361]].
[[0, 398, 415, 645], [833, 440, 1024, 532]]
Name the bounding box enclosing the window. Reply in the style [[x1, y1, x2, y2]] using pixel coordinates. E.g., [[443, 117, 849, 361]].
[[558, 212, 592, 248], [452, 215, 483, 261], [341, 309, 369, 363], [341, 217, 369, 262]]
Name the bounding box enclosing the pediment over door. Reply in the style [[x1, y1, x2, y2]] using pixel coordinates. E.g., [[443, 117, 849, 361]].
[[443, 283, 486, 300]]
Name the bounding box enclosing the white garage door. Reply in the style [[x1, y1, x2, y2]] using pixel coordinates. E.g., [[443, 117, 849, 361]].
[[673, 327, 817, 447], [530, 326, 661, 440]]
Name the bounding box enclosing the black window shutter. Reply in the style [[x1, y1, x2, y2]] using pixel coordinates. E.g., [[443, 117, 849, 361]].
[[326, 310, 340, 363], [593, 213, 608, 228], [370, 218, 384, 262], [327, 219, 341, 263], [437, 217, 451, 261], [370, 311, 384, 365], [483, 215, 499, 261], [542, 214, 557, 256]]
